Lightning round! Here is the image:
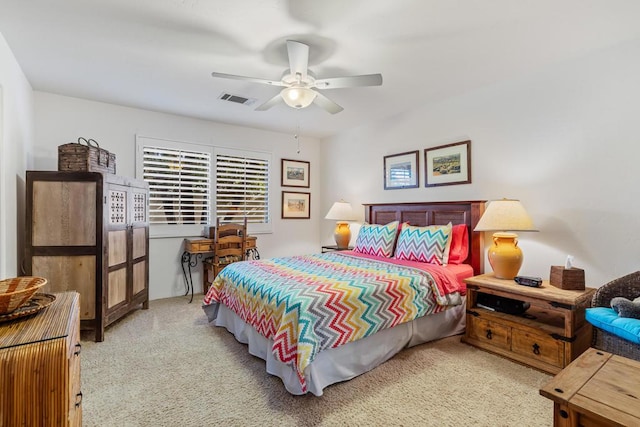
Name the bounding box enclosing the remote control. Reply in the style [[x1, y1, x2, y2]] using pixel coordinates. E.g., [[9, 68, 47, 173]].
[[514, 276, 542, 287]]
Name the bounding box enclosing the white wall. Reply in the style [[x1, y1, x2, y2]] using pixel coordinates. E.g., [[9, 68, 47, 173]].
[[321, 39, 640, 288], [6, 32, 640, 295], [33, 93, 321, 299], [0, 32, 34, 278]]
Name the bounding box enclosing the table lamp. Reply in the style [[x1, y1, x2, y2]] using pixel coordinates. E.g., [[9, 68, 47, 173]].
[[325, 200, 356, 249], [474, 199, 538, 280]]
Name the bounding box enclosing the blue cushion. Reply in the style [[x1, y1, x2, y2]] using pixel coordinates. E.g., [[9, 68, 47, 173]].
[[586, 307, 640, 345]]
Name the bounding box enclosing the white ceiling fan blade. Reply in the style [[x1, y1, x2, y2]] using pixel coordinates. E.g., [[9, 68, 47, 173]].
[[255, 93, 283, 111], [313, 91, 344, 114], [286, 40, 309, 80], [211, 72, 285, 87], [314, 74, 383, 89]]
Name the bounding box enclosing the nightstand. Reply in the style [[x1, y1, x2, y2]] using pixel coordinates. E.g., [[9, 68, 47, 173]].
[[321, 245, 353, 253], [461, 274, 595, 374]]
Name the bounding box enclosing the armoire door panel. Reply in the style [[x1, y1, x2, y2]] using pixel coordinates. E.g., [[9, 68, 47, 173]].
[[108, 189, 127, 225], [132, 191, 147, 223], [107, 269, 127, 308], [32, 181, 97, 246], [32, 255, 96, 319], [132, 261, 146, 295], [108, 230, 127, 266], [132, 228, 147, 259]]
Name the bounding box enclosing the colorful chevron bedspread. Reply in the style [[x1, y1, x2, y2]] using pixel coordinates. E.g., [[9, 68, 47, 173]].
[[202, 252, 464, 392]]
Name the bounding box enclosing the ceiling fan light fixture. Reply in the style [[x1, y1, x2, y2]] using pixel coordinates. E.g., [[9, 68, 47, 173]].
[[281, 87, 316, 109]]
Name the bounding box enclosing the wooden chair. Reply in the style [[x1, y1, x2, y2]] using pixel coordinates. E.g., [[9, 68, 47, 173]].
[[211, 217, 247, 283]]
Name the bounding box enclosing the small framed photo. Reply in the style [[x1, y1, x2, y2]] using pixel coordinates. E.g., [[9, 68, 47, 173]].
[[424, 140, 471, 187], [281, 159, 310, 188], [282, 191, 310, 219], [384, 150, 419, 190]]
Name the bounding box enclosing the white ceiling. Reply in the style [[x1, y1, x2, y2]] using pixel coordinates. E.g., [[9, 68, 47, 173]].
[[2, 0, 640, 139]]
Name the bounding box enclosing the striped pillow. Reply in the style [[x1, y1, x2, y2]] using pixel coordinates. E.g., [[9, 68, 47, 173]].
[[394, 223, 453, 265], [353, 221, 400, 257]]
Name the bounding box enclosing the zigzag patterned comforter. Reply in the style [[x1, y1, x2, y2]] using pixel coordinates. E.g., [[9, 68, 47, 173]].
[[202, 251, 465, 392]]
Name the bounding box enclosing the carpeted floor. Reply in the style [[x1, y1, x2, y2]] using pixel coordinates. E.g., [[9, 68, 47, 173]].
[[81, 295, 554, 426]]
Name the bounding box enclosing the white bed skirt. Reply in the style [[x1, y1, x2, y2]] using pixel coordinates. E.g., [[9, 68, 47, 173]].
[[203, 299, 466, 396]]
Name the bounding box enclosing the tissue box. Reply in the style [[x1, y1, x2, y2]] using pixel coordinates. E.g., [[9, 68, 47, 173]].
[[550, 266, 585, 290]]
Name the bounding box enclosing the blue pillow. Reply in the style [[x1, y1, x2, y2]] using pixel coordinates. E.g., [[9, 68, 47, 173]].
[[586, 307, 640, 345]]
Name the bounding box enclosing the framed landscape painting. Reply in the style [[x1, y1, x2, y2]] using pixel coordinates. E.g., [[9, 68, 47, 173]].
[[424, 140, 471, 187], [383, 150, 419, 190], [282, 191, 310, 219], [281, 159, 310, 188]]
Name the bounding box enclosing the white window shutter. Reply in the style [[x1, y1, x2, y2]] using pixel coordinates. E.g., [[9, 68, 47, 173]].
[[215, 152, 270, 230], [142, 146, 211, 226]]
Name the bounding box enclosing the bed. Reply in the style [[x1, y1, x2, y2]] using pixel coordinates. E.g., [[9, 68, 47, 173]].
[[202, 201, 486, 395]]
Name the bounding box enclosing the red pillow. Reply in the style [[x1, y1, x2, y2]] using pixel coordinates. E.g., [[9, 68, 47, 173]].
[[447, 224, 469, 264]]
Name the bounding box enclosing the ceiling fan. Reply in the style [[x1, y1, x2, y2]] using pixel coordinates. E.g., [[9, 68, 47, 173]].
[[211, 40, 383, 114]]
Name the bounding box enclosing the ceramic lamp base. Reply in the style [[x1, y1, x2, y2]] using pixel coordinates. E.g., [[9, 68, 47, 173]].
[[334, 222, 351, 249], [488, 232, 523, 280]]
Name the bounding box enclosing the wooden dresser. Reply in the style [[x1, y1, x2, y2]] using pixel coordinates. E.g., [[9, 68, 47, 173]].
[[25, 171, 150, 341], [0, 292, 82, 426]]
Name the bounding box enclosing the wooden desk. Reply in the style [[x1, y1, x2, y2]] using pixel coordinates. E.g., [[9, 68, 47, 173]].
[[540, 347, 640, 426], [181, 236, 258, 301]]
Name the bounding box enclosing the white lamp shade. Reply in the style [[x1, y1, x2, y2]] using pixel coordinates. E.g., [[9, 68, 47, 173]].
[[474, 199, 537, 232], [325, 201, 355, 221], [281, 87, 317, 109]]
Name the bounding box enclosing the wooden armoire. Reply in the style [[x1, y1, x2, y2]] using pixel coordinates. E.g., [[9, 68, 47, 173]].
[[25, 171, 150, 342]]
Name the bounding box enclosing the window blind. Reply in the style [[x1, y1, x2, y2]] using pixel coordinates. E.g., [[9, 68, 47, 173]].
[[142, 146, 211, 226], [215, 153, 269, 225]]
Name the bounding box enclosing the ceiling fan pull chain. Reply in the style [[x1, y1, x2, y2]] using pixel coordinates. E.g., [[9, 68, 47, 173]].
[[295, 116, 301, 154]]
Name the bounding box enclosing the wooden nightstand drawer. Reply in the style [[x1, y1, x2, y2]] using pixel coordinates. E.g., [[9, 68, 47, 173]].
[[511, 328, 563, 368], [467, 316, 511, 351]]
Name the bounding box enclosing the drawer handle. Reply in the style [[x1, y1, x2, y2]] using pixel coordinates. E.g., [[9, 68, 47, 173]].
[[75, 392, 83, 408], [532, 343, 541, 355], [486, 329, 492, 340], [74, 343, 82, 356]]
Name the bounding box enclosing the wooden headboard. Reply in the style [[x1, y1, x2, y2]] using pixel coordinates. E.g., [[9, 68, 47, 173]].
[[363, 201, 486, 276]]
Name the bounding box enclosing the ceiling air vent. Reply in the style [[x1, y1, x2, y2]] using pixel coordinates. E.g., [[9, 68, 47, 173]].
[[218, 92, 257, 106]]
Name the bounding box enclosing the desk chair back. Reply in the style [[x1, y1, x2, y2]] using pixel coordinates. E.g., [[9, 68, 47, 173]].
[[213, 217, 247, 278]]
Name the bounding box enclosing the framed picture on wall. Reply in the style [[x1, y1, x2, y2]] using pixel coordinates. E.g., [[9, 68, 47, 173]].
[[424, 140, 471, 187], [281, 159, 310, 188], [383, 150, 419, 190], [282, 191, 311, 219]]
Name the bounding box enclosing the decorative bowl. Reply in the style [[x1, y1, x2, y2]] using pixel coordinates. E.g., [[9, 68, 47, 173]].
[[0, 277, 48, 315]]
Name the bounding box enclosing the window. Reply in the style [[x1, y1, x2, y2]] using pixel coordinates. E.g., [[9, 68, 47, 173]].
[[136, 136, 271, 237], [137, 136, 213, 237], [215, 147, 271, 234]]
